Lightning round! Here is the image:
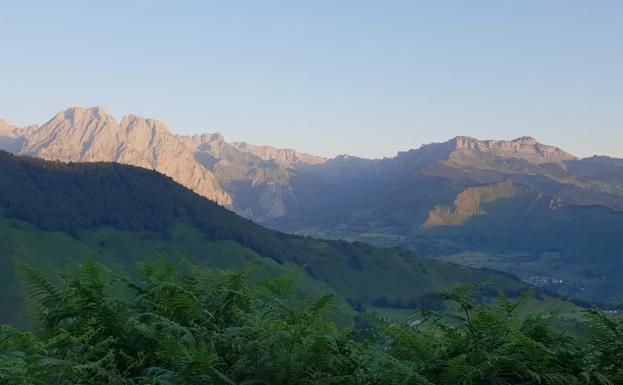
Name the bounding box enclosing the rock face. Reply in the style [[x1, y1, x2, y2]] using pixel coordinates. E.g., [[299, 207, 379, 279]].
[[19, 107, 232, 206], [3, 106, 326, 218], [230, 142, 326, 166], [0, 119, 14, 135], [451, 136, 577, 164], [0, 119, 31, 154], [261, 133, 623, 245]]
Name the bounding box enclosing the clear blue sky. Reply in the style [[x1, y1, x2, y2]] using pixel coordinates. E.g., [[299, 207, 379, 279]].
[[1, 1, 622, 159]]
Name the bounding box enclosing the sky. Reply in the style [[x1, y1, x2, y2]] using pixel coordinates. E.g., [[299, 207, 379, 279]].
[[1, 1, 622, 159]]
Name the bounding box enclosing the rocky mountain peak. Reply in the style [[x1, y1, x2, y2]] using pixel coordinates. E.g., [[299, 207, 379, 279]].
[[186, 132, 224, 143], [450, 135, 577, 163], [0, 106, 336, 211], [230, 142, 327, 165], [0, 119, 32, 154], [11, 106, 233, 206], [59, 106, 112, 124], [0, 119, 15, 135], [120, 114, 171, 136], [211, 132, 225, 141], [512, 136, 538, 145]]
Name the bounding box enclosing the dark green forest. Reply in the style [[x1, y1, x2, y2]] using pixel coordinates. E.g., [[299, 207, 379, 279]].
[[1, 260, 622, 385], [0, 150, 451, 267], [0, 150, 537, 326], [0, 150, 304, 264]]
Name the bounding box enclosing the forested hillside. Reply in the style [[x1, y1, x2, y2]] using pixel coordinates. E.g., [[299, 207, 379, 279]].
[[0, 151, 531, 326], [5, 109, 623, 302]]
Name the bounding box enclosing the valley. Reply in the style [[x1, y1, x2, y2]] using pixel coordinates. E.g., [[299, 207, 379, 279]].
[[3, 3, 623, 382], [3, 108, 623, 304], [0, 150, 536, 327]]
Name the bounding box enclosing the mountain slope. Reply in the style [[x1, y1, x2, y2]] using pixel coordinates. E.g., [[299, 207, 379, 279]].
[[0, 150, 529, 326], [18, 107, 231, 205], [4, 108, 623, 301], [6, 108, 623, 223], [265, 137, 623, 301], [2, 106, 326, 220], [265, 135, 619, 232]]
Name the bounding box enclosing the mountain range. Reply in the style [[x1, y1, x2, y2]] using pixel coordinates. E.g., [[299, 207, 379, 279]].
[[0, 107, 325, 220], [2, 106, 623, 301]]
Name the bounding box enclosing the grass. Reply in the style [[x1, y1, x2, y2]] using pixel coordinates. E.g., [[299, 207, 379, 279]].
[[0, 216, 348, 327], [0, 213, 574, 328]]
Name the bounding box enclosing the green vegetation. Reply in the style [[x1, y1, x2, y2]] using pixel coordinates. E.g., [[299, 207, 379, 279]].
[[0, 216, 345, 327], [0, 150, 310, 264], [423, 181, 520, 228], [1, 261, 622, 385], [0, 150, 536, 327], [287, 182, 623, 303], [0, 214, 531, 328], [418, 193, 623, 302], [265, 147, 623, 304]]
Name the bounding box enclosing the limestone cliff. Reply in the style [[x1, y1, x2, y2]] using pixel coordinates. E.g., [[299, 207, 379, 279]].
[[451, 136, 577, 164]]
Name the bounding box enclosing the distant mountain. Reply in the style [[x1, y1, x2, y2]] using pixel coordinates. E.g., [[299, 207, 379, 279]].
[[0, 150, 528, 326], [3, 107, 623, 301], [265, 135, 623, 232], [264, 136, 623, 301], [0, 106, 325, 220], [0, 119, 30, 153]]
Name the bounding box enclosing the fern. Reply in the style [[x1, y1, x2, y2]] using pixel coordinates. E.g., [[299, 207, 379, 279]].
[[3, 260, 623, 384], [18, 263, 62, 305]]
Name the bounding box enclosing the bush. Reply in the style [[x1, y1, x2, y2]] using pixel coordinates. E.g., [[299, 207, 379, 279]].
[[1, 261, 622, 385]]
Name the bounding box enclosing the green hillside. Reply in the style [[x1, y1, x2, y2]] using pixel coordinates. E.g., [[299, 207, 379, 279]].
[[417, 189, 623, 301], [272, 160, 623, 303], [258, 138, 623, 304], [0, 151, 531, 326]]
